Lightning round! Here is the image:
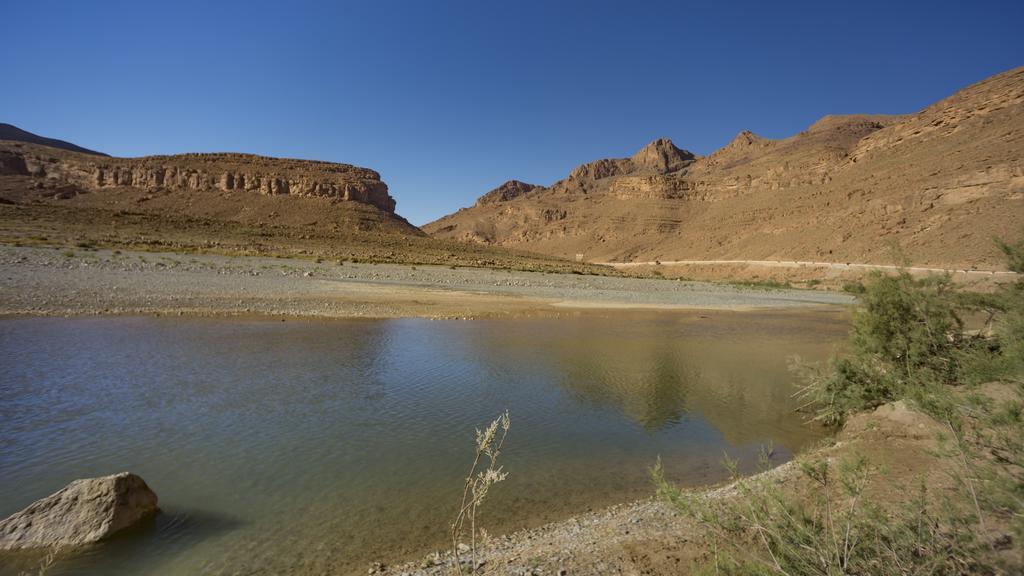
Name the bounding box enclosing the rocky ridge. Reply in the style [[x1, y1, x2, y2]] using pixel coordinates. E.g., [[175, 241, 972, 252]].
[[476, 180, 542, 206], [424, 66, 1024, 270], [0, 122, 108, 156], [0, 141, 396, 212]]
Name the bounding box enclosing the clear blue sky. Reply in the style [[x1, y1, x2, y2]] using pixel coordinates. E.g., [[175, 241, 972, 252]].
[[5, 1, 1022, 225]]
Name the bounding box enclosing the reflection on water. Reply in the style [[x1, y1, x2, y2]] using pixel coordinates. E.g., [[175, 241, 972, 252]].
[[0, 310, 847, 575]]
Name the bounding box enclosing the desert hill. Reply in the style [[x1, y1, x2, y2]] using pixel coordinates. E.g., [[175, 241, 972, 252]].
[[0, 123, 108, 156], [0, 133, 607, 273], [425, 67, 1024, 271], [476, 180, 543, 206], [0, 138, 412, 234]]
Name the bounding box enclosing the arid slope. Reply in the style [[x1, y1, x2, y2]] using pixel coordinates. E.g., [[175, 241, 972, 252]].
[[425, 67, 1024, 270], [0, 134, 608, 273], [0, 123, 108, 156]]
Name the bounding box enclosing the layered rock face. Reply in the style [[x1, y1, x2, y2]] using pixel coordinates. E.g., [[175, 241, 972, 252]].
[[425, 67, 1024, 269], [0, 472, 159, 550], [608, 175, 691, 200], [566, 138, 695, 184], [0, 143, 396, 212]]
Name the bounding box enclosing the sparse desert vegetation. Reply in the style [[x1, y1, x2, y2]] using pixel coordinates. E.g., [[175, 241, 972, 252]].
[[451, 411, 511, 575], [653, 234, 1024, 575]]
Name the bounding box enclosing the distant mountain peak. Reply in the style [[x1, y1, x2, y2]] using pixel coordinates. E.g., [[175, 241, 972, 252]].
[[0, 123, 108, 156], [630, 138, 695, 173], [476, 179, 542, 206], [729, 130, 767, 146]]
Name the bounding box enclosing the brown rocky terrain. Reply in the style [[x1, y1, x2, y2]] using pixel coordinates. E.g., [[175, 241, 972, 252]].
[[0, 133, 609, 274], [476, 180, 543, 206], [0, 140, 396, 212], [425, 66, 1024, 277]]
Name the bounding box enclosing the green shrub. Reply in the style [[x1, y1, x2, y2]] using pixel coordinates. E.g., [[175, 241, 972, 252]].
[[853, 271, 965, 382], [795, 269, 972, 425], [991, 234, 1024, 377], [841, 280, 866, 294], [796, 232, 1024, 424]]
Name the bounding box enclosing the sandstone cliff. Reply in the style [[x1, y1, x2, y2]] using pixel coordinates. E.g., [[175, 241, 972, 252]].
[[0, 142, 396, 212], [424, 66, 1024, 270]]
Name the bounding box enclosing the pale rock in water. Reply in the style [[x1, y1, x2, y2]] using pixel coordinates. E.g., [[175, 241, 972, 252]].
[[0, 472, 159, 550]]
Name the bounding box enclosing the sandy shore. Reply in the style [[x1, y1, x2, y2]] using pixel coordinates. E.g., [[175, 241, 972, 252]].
[[0, 246, 853, 319]]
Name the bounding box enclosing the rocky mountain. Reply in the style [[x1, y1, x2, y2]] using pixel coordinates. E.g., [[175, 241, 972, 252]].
[[0, 123, 108, 156], [425, 67, 1024, 270], [0, 130, 426, 261], [0, 128, 608, 273], [476, 180, 542, 206]]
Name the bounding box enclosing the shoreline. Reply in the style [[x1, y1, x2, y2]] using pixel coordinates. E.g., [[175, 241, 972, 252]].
[[385, 393, 996, 576], [0, 245, 855, 320]]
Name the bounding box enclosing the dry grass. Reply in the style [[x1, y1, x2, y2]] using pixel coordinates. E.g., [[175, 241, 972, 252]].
[[451, 411, 510, 575]]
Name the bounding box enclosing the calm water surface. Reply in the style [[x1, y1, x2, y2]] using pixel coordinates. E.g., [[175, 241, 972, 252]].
[[0, 310, 847, 575]]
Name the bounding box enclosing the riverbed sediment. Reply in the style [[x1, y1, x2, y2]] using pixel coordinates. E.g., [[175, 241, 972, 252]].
[[0, 246, 853, 319]]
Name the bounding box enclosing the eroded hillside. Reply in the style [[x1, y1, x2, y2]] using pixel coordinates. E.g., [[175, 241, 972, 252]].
[[426, 67, 1024, 270], [0, 137, 609, 273]]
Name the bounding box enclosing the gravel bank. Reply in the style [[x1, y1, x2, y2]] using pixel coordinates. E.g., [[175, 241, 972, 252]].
[[381, 498, 697, 576], [383, 399, 966, 576], [0, 246, 853, 319]]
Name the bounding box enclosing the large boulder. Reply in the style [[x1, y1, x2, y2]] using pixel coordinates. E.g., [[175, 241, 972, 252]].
[[0, 472, 159, 550]]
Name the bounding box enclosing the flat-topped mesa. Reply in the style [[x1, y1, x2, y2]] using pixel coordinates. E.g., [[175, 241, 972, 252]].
[[476, 180, 542, 206], [0, 143, 397, 213]]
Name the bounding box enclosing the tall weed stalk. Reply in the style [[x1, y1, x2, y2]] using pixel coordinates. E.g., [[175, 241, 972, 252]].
[[451, 411, 510, 574]]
